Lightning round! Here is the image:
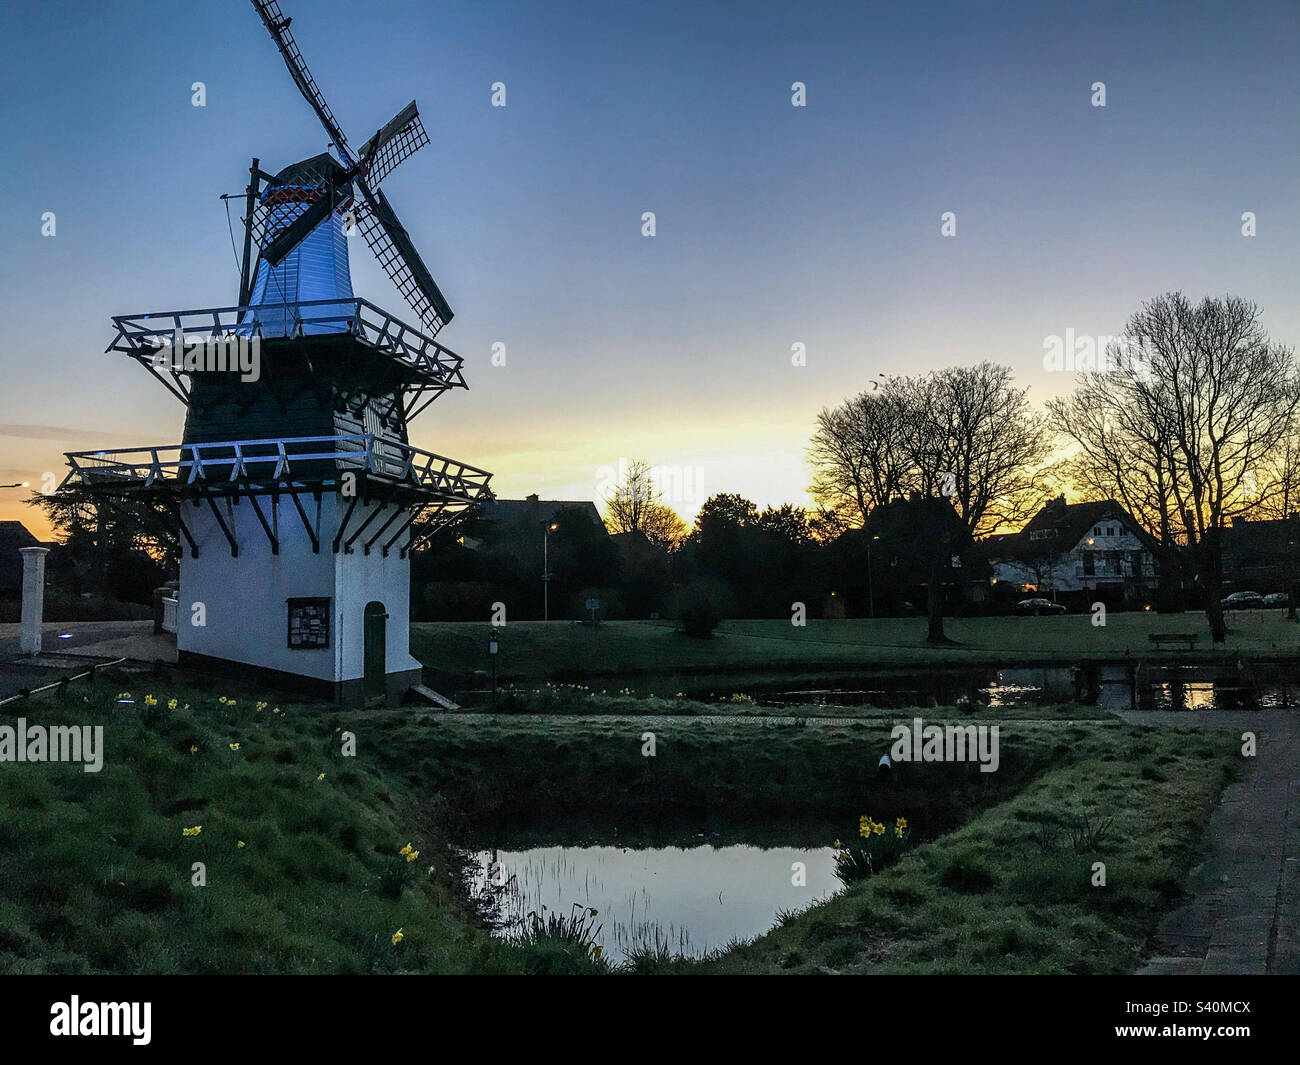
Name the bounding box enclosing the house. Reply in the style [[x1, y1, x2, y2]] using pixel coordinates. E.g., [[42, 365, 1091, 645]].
[[984, 496, 1159, 605], [1220, 515, 1299, 593], [468, 494, 605, 555], [0, 520, 41, 597]]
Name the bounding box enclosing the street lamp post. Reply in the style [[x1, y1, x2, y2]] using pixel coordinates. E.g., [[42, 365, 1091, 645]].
[[867, 534, 880, 618], [542, 521, 558, 621]]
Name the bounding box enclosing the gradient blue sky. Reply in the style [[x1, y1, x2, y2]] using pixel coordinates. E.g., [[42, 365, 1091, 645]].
[[2, 0, 1298, 536]]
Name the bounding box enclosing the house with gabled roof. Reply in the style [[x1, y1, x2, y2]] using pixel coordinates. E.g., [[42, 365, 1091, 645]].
[[0, 520, 41, 597], [984, 496, 1160, 604]]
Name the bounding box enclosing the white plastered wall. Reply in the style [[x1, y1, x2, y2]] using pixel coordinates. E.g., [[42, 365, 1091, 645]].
[[177, 493, 420, 682]]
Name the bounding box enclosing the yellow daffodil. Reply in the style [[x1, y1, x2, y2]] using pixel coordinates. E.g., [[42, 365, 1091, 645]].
[[144, 695, 157, 707], [896, 817, 908, 830], [218, 696, 228, 704], [237, 841, 246, 848], [391, 928, 404, 945], [189, 745, 198, 754], [256, 701, 268, 711], [400, 843, 413, 856], [405, 849, 420, 862], [182, 825, 201, 837], [228, 742, 240, 751], [167, 698, 178, 710], [316, 772, 325, 781]]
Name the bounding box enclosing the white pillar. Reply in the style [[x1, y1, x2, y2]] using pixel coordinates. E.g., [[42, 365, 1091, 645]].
[[19, 546, 48, 655]]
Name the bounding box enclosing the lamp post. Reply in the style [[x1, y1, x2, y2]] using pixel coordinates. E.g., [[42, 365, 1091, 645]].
[[867, 534, 880, 618], [542, 521, 558, 621]]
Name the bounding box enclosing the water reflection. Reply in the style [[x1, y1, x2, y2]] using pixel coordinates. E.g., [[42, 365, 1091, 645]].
[[734, 663, 1300, 712], [470, 842, 840, 964]]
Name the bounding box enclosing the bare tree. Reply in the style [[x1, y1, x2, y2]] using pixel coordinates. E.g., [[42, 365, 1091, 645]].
[[810, 364, 1049, 537], [602, 460, 687, 547], [1050, 293, 1299, 641], [810, 362, 1050, 640], [807, 384, 912, 527], [902, 363, 1052, 539]]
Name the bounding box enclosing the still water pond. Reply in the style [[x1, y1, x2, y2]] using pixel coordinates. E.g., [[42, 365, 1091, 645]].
[[469, 840, 840, 964]]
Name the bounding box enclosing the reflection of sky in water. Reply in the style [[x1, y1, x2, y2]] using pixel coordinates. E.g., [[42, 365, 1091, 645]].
[[769, 664, 1300, 712], [470, 844, 840, 964]]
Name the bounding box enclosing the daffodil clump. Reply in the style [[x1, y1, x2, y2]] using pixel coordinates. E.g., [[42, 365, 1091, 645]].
[[507, 903, 608, 973], [380, 841, 423, 898], [834, 815, 912, 885]]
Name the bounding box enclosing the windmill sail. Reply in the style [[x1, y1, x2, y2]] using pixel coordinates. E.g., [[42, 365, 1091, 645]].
[[357, 102, 430, 190], [353, 186, 454, 335]]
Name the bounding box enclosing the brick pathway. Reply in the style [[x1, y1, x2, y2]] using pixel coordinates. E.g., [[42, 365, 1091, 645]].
[[1117, 709, 1300, 975]]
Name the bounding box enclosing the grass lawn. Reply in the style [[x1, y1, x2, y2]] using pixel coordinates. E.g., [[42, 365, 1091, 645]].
[[412, 611, 1300, 683], [0, 667, 1244, 975], [698, 720, 1241, 974]]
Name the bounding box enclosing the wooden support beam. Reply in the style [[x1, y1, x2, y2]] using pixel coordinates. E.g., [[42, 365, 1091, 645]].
[[343, 500, 386, 554], [332, 495, 359, 553], [287, 488, 320, 553], [205, 496, 238, 557], [247, 493, 279, 554]]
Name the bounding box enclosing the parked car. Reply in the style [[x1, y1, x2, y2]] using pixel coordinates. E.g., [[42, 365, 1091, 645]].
[[1262, 592, 1290, 608], [1220, 591, 1265, 611], [1015, 597, 1067, 616]]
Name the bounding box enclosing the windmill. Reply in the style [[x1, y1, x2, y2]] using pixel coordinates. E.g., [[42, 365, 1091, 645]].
[[60, 0, 491, 705]]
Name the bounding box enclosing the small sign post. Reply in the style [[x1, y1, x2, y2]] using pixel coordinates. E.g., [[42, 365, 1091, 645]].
[[488, 628, 499, 695], [585, 597, 600, 625]]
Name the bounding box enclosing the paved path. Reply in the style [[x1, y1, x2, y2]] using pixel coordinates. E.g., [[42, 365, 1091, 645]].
[[0, 620, 175, 664], [0, 621, 176, 700], [1117, 709, 1300, 975]]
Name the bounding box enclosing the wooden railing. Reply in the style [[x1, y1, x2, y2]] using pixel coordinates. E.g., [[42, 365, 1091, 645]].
[[63, 434, 491, 501]]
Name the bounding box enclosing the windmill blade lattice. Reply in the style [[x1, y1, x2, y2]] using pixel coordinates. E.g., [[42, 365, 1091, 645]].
[[250, 0, 353, 162], [352, 188, 453, 336], [358, 102, 431, 190]]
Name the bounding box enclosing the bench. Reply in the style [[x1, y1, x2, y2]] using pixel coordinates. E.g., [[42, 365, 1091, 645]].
[[1148, 633, 1198, 651]]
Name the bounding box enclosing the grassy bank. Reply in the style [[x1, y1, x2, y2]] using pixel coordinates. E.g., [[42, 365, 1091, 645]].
[[412, 613, 1300, 684], [698, 721, 1241, 974], [0, 669, 1242, 974], [0, 676, 516, 974]]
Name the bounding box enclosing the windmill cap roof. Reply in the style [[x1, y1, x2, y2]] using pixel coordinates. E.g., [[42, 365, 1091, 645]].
[[263, 153, 350, 197]]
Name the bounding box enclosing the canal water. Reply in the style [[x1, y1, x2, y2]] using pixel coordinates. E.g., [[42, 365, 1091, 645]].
[[468, 838, 841, 965], [725, 662, 1300, 712]]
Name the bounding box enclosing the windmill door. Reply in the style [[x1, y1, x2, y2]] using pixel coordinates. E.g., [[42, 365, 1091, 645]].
[[363, 602, 388, 702]]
